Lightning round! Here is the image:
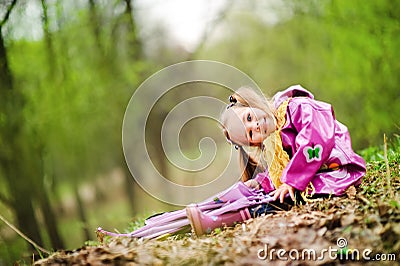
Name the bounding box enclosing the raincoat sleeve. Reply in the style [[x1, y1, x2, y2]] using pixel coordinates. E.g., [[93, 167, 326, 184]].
[[280, 101, 335, 191]]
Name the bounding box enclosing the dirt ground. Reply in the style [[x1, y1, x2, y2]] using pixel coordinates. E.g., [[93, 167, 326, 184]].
[[34, 161, 400, 265]]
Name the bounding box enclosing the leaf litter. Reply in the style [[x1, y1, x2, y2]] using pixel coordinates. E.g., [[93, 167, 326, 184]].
[[35, 161, 400, 265]]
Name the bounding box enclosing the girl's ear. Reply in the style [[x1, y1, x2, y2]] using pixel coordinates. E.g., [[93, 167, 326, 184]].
[[222, 128, 231, 143]]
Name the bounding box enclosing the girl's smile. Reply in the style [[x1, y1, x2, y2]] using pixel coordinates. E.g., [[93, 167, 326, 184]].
[[225, 107, 275, 146]]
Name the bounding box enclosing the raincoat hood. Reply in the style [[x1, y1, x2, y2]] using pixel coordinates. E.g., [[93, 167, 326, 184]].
[[273, 84, 314, 108]]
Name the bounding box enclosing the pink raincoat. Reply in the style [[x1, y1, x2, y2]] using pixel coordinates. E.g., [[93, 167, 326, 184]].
[[255, 85, 366, 196]]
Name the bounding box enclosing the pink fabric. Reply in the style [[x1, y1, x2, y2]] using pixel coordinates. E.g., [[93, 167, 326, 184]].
[[98, 182, 273, 239], [255, 85, 366, 196], [254, 172, 275, 193]]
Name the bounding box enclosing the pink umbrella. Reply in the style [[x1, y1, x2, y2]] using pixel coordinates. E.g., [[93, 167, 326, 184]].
[[97, 182, 274, 239]]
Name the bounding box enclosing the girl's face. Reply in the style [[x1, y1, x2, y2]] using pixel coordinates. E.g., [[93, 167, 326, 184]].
[[224, 106, 275, 146]]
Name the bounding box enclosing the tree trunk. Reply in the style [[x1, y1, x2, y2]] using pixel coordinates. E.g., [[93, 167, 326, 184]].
[[3, 161, 44, 248], [0, 3, 45, 250], [41, 0, 56, 77], [123, 0, 142, 61], [37, 192, 65, 249], [0, 28, 13, 90], [36, 148, 65, 249], [36, 0, 66, 249], [73, 184, 91, 241], [88, 0, 104, 55], [122, 156, 136, 215]]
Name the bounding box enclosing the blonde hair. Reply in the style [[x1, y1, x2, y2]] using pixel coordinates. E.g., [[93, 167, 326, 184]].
[[221, 87, 275, 182]]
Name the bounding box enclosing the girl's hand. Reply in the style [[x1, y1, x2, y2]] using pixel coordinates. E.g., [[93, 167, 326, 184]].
[[244, 179, 260, 190], [269, 183, 295, 203]]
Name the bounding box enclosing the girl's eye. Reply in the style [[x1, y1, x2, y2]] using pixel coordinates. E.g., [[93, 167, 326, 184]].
[[247, 113, 251, 121], [249, 130, 253, 139]]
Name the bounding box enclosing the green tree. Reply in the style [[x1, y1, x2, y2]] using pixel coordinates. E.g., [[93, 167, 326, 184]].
[[0, 0, 44, 251], [200, 0, 399, 149]]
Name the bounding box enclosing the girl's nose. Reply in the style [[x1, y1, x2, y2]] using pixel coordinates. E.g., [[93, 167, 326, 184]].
[[254, 122, 260, 132]]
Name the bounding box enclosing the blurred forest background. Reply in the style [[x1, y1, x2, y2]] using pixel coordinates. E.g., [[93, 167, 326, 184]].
[[0, 0, 399, 263]]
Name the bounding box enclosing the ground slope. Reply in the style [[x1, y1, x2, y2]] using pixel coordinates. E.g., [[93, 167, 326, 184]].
[[35, 160, 400, 265]]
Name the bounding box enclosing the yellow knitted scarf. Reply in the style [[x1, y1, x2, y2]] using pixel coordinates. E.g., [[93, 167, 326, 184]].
[[262, 99, 291, 189]]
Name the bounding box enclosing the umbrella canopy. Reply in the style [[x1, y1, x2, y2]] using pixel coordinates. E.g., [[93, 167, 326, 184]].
[[97, 182, 274, 239]]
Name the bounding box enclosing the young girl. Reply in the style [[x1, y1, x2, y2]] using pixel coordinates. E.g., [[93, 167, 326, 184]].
[[99, 85, 366, 238], [185, 84, 366, 235]]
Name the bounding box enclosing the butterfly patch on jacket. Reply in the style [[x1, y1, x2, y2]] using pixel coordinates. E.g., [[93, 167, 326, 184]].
[[303, 144, 323, 163]]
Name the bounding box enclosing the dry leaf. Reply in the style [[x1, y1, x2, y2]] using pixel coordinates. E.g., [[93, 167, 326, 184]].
[[345, 185, 357, 199]]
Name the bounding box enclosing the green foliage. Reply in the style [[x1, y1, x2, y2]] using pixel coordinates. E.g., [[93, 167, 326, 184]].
[[200, 0, 400, 149], [0, 1, 152, 263], [0, 237, 28, 266], [389, 200, 400, 209], [360, 134, 400, 163], [6, 4, 150, 186], [84, 240, 101, 247], [126, 218, 147, 233], [359, 134, 399, 213]]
